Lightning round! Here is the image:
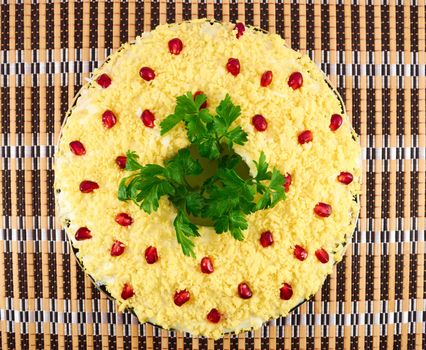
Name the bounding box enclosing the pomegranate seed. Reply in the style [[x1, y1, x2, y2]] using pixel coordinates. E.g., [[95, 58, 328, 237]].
[[329, 114, 343, 131], [260, 70, 273, 87], [96, 73, 111, 88], [280, 283, 293, 300], [80, 181, 99, 193], [75, 227, 92, 241], [69, 141, 86, 156], [238, 282, 253, 299], [193, 91, 208, 109], [111, 240, 125, 256], [315, 248, 329, 264], [284, 173, 292, 192], [337, 171, 353, 185], [174, 289, 190, 306], [226, 58, 240, 76], [252, 114, 268, 132], [206, 308, 221, 323], [115, 213, 133, 227], [139, 67, 155, 81], [288, 72, 303, 90], [314, 202, 332, 217], [235, 22, 245, 39], [294, 245, 308, 261], [102, 110, 117, 129], [141, 109, 155, 128], [145, 246, 158, 264], [200, 257, 214, 274], [115, 156, 127, 169], [298, 130, 313, 144], [260, 231, 274, 247], [168, 38, 183, 55], [121, 283, 134, 300]]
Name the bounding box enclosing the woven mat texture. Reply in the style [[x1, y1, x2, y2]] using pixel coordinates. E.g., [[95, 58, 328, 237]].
[[1, 1, 425, 349]]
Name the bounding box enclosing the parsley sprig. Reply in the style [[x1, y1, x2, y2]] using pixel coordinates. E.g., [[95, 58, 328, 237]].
[[161, 92, 248, 160], [118, 93, 286, 257]]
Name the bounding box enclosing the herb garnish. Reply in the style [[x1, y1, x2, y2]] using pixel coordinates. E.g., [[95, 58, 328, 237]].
[[118, 93, 286, 257]]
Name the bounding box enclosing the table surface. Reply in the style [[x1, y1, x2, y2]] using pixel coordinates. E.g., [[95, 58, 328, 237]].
[[0, 1, 425, 349]]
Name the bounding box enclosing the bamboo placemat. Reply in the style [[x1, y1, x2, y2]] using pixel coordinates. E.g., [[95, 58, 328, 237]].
[[0, 1, 425, 349]]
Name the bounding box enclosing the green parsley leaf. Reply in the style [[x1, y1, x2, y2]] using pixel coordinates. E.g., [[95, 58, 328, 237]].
[[136, 165, 175, 213], [215, 94, 241, 128], [203, 168, 255, 235], [253, 154, 285, 211], [160, 92, 208, 135], [229, 211, 248, 241], [118, 177, 130, 201], [173, 210, 200, 257], [224, 126, 248, 148], [125, 151, 144, 171], [254, 151, 272, 181], [213, 94, 248, 149], [165, 148, 202, 185], [160, 113, 185, 135]]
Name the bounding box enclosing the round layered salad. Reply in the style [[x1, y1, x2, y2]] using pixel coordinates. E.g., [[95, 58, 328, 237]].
[[55, 19, 361, 339]]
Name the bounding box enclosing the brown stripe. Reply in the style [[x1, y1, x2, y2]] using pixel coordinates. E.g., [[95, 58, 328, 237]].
[[229, 0, 238, 23], [290, 2, 299, 50], [244, 1, 253, 26], [198, 0, 207, 19], [167, 0, 176, 23], [151, 0, 160, 29], [120, 0, 129, 44], [274, 1, 284, 38], [182, 0, 191, 21], [214, 0, 222, 22]]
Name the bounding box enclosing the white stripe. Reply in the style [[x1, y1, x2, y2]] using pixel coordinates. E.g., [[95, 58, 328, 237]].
[[1, 145, 425, 161]]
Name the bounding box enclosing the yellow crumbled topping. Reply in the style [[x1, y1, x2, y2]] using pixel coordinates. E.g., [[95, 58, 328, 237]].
[[55, 20, 361, 339]]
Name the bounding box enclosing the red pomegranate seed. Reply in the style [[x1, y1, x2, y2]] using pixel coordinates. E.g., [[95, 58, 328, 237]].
[[102, 110, 117, 129], [280, 283, 293, 300], [200, 257, 214, 274], [96, 73, 111, 88], [329, 114, 343, 131], [75, 227, 92, 241], [80, 181, 99, 193], [260, 231, 274, 247], [337, 171, 353, 185], [139, 67, 155, 81], [226, 58, 240, 76], [235, 22, 245, 39], [145, 246, 158, 264], [110, 240, 125, 256], [298, 130, 313, 144], [115, 213, 133, 227], [206, 308, 221, 323], [252, 114, 268, 132], [294, 245, 308, 261], [314, 202, 332, 217], [115, 156, 127, 169], [174, 289, 190, 306], [121, 283, 134, 300], [260, 70, 273, 87], [69, 141, 86, 156], [284, 173, 292, 192], [193, 91, 208, 109], [288, 72, 303, 90], [168, 38, 183, 55], [238, 282, 253, 299], [315, 248, 329, 264], [141, 109, 155, 128]]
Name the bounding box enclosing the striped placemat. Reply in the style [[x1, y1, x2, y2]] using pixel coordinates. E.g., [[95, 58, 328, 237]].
[[0, 1, 425, 349]]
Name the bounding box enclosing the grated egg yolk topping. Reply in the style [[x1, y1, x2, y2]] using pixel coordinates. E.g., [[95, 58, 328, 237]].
[[55, 19, 361, 339]]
